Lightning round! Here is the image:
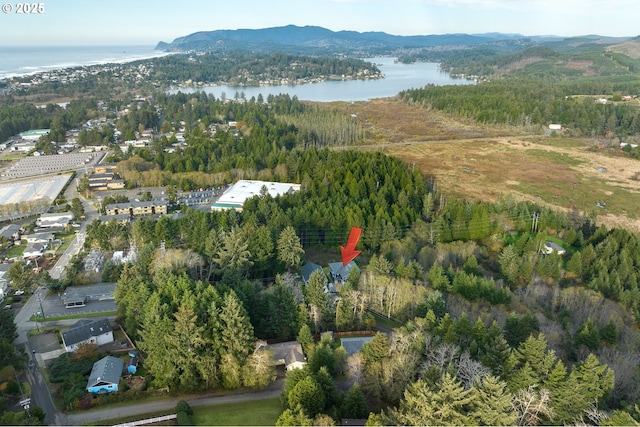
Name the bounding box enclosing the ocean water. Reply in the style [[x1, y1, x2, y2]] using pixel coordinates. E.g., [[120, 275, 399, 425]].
[[0, 45, 170, 79]]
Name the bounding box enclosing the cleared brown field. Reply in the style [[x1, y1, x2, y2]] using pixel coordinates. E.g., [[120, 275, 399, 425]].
[[318, 99, 640, 233]]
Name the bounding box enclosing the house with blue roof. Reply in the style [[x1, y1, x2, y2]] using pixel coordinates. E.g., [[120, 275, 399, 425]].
[[87, 355, 124, 393]]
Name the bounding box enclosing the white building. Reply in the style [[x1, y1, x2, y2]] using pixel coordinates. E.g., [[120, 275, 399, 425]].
[[211, 180, 301, 211], [36, 212, 74, 229]]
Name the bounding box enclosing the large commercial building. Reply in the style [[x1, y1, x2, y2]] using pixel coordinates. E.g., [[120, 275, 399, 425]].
[[104, 200, 168, 217], [211, 179, 301, 211]]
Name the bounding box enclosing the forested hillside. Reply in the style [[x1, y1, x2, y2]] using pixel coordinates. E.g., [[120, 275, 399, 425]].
[[401, 80, 640, 139]]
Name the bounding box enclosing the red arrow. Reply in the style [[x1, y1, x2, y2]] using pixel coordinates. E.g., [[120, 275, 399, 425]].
[[340, 227, 362, 266]]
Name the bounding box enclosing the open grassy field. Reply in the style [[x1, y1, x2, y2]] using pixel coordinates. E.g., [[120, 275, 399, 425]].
[[191, 398, 282, 426], [319, 99, 640, 233]]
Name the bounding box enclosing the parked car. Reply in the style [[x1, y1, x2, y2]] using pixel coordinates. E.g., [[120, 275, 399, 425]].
[[14, 290, 24, 296]]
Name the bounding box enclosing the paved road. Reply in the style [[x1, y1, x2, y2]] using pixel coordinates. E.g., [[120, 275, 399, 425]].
[[66, 378, 284, 425], [22, 341, 65, 426]]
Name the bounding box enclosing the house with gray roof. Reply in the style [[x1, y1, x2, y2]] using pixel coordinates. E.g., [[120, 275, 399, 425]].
[[62, 318, 113, 352], [22, 242, 45, 259], [0, 224, 22, 242], [543, 241, 566, 256], [87, 355, 124, 393], [301, 262, 324, 284], [328, 261, 360, 285], [267, 341, 307, 371]]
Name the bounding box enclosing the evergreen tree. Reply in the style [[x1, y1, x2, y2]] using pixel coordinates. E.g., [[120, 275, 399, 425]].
[[297, 324, 314, 356], [470, 375, 517, 426], [276, 405, 314, 426], [277, 225, 305, 272], [574, 318, 600, 351], [219, 290, 255, 364], [305, 270, 330, 333], [288, 375, 326, 418], [341, 385, 369, 419], [392, 374, 476, 426]]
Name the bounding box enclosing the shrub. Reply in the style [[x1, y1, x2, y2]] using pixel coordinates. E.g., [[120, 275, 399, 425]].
[[78, 394, 93, 410], [5, 378, 19, 395], [49, 353, 93, 383], [175, 400, 193, 416], [176, 411, 192, 426]]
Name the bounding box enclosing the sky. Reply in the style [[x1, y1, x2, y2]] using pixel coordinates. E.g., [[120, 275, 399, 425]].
[[0, 0, 638, 46]]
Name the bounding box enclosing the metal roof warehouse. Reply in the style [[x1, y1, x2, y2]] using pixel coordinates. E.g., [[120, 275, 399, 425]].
[[211, 180, 301, 211]]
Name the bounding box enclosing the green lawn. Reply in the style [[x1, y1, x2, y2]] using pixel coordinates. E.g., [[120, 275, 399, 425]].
[[5, 244, 25, 259], [29, 310, 117, 322], [191, 398, 282, 426]]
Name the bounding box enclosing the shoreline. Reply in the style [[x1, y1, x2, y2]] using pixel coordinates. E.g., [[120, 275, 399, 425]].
[[0, 47, 174, 81]]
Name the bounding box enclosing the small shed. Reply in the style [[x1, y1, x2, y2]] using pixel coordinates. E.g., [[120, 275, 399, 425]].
[[126, 356, 138, 374]]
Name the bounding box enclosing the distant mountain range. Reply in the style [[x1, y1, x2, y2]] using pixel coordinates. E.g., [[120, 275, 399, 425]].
[[155, 25, 586, 54]]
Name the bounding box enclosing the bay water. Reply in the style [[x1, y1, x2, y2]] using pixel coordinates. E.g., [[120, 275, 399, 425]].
[[169, 57, 476, 102]]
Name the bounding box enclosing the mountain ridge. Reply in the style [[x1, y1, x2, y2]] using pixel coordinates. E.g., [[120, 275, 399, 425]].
[[156, 25, 529, 53]]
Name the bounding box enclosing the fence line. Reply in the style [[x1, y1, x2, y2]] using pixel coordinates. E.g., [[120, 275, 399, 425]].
[[112, 413, 177, 427]]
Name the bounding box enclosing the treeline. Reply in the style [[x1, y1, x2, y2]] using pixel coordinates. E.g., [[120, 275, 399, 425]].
[[87, 147, 428, 266], [396, 39, 539, 75], [408, 42, 640, 80], [0, 98, 100, 144], [120, 93, 369, 188], [401, 79, 640, 136], [146, 52, 381, 85]]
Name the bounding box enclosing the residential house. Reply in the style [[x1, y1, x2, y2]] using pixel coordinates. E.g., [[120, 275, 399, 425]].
[[0, 224, 22, 244], [22, 233, 54, 245], [543, 241, 566, 256], [328, 261, 360, 285], [86, 356, 124, 394], [267, 341, 307, 371], [301, 262, 324, 284], [22, 242, 45, 259], [61, 318, 113, 352]]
